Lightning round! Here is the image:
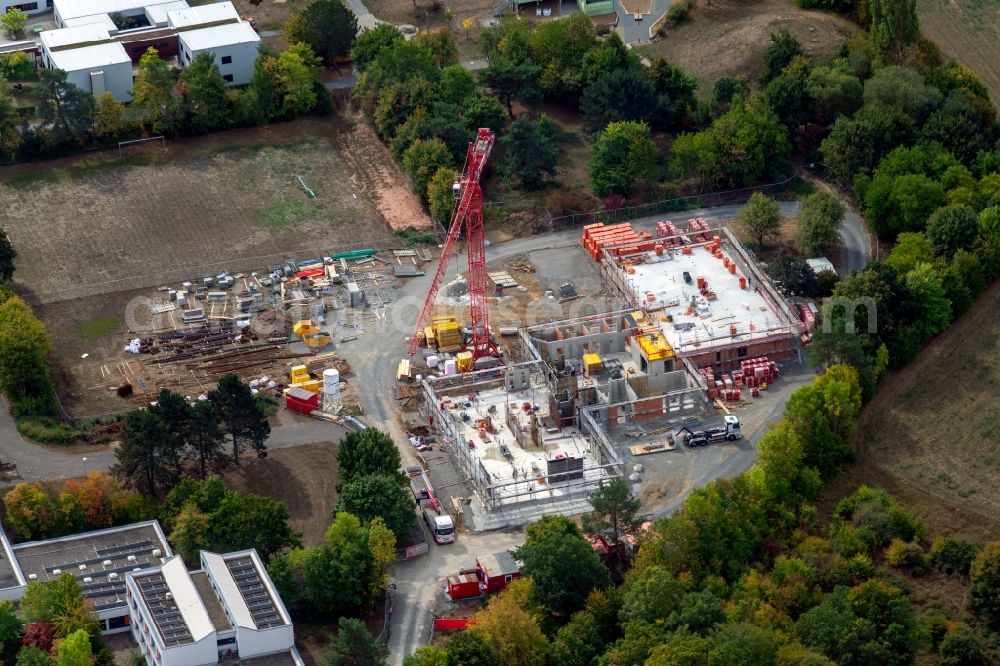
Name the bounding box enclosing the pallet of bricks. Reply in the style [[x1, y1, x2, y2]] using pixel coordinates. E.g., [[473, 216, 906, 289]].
[[654, 220, 688, 248], [580, 223, 654, 262], [687, 218, 711, 243], [741, 356, 779, 392], [701, 366, 743, 402]]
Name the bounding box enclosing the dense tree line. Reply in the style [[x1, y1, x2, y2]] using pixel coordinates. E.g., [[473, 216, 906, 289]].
[[413, 364, 999, 665], [0, 287, 60, 433], [2, 473, 155, 542]]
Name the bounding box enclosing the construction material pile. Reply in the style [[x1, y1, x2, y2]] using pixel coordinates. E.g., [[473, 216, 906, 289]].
[[581, 223, 655, 261]]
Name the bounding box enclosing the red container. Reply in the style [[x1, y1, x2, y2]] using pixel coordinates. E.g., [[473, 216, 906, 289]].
[[285, 387, 318, 414], [447, 572, 482, 601]]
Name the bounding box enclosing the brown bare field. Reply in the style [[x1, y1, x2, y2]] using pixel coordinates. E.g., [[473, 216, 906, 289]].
[[223, 441, 339, 547], [0, 115, 427, 306], [231, 0, 300, 32], [917, 0, 1000, 109], [845, 280, 1000, 542], [644, 0, 861, 93]]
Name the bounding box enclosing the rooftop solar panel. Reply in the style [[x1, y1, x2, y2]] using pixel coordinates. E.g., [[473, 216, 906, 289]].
[[136, 572, 194, 646], [225, 557, 285, 630]]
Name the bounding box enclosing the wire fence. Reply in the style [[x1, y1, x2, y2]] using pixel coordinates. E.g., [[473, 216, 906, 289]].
[[545, 176, 798, 229]]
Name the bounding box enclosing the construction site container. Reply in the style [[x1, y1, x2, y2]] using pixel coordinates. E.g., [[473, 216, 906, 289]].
[[583, 353, 603, 375], [285, 387, 318, 414], [447, 573, 483, 601]]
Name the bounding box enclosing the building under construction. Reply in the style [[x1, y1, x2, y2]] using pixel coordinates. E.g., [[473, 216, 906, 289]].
[[595, 221, 801, 369], [420, 362, 624, 524]]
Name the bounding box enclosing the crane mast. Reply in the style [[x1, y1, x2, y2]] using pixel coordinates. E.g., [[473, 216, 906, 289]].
[[407, 128, 502, 364]]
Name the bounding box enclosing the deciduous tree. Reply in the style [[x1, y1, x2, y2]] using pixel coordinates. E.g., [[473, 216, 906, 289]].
[[739, 193, 781, 250], [92, 92, 126, 140], [351, 24, 403, 73], [588, 120, 657, 197], [867, 0, 918, 56], [208, 491, 301, 562], [55, 629, 91, 666], [336, 428, 406, 489], [797, 192, 845, 256], [0, 84, 23, 159], [471, 590, 548, 666], [284, 0, 357, 65], [1, 8, 27, 38], [179, 53, 229, 134], [513, 516, 611, 616], [463, 93, 505, 135], [334, 473, 416, 538], [904, 262, 951, 338], [969, 541, 1000, 625], [15, 647, 53, 666], [131, 48, 182, 136], [427, 167, 457, 223], [925, 204, 980, 257], [403, 138, 453, 204]]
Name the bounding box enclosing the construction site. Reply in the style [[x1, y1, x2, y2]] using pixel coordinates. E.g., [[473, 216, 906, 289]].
[[80, 247, 434, 419], [406, 203, 813, 527]]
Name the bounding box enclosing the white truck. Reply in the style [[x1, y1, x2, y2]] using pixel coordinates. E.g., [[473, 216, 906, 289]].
[[406, 465, 456, 544]]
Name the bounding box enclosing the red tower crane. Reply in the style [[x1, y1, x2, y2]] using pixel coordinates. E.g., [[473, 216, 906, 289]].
[[407, 128, 502, 364]]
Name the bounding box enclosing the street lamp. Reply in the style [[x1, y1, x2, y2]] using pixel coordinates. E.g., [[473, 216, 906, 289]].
[[82, 457, 88, 477]]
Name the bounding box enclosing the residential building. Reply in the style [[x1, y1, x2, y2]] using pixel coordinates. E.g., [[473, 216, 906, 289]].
[[39, 24, 133, 100], [177, 20, 259, 85]]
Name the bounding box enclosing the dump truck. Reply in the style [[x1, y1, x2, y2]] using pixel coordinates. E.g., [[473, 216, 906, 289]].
[[678, 415, 742, 447]]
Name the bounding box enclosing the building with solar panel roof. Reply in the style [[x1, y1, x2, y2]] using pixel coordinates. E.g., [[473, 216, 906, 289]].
[[0, 521, 303, 666]]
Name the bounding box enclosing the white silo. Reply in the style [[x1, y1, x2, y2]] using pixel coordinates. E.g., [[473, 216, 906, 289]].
[[322, 368, 341, 412]]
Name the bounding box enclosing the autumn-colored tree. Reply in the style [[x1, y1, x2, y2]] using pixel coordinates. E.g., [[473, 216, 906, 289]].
[[21, 621, 54, 652], [471, 588, 548, 666]]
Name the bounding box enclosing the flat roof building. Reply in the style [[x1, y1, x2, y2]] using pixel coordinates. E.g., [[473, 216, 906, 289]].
[[127, 548, 299, 666], [11, 521, 170, 632], [600, 222, 801, 370], [177, 20, 259, 85], [167, 1, 240, 28]]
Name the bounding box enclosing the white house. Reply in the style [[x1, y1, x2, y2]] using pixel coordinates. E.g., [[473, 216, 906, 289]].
[[177, 20, 259, 86], [166, 0, 239, 29], [0, 0, 49, 18], [39, 24, 134, 102], [126, 548, 301, 666]]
